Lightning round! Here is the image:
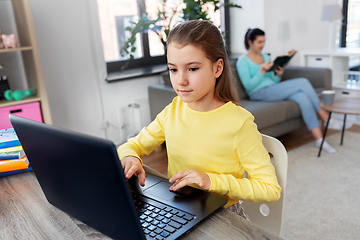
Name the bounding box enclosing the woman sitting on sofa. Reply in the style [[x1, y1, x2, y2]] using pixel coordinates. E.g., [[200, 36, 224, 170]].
[[236, 28, 342, 153]]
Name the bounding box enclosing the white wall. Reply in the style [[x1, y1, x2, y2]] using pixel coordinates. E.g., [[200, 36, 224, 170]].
[[229, 0, 265, 54], [263, 0, 331, 66], [230, 0, 335, 66], [27, 0, 335, 144]]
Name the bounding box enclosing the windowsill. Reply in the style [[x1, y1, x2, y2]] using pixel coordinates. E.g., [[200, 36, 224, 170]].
[[106, 64, 168, 83]]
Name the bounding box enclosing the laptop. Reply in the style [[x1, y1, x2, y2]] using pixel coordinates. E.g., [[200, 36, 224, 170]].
[[10, 115, 227, 240]]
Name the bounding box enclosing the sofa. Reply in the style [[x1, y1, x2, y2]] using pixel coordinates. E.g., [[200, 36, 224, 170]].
[[148, 60, 332, 137]]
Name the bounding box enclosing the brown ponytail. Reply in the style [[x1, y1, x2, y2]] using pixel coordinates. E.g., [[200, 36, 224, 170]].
[[244, 28, 265, 50]]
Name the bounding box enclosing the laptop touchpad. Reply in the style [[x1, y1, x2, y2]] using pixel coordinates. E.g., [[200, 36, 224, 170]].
[[144, 181, 194, 201]]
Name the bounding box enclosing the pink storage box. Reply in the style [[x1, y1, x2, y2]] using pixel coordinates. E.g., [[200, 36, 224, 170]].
[[0, 102, 43, 129]]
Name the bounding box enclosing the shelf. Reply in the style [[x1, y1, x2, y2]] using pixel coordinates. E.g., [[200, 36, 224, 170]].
[[333, 83, 360, 91], [0, 0, 52, 124], [0, 46, 33, 53], [0, 96, 42, 108]]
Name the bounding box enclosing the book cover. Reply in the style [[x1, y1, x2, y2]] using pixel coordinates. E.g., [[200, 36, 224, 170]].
[[267, 50, 297, 72], [0, 145, 23, 154], [0, 128, 21, 149], [0, 150, 26, 161], [0, 166, 33, 178], [0, 156, 29, 173]]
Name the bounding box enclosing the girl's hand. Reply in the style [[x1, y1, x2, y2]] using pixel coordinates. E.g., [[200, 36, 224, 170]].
[[120, 156, 146, 186], [260, 61, 274, 74], [169, 170, 211, 191], [274, 65, 284, 77]]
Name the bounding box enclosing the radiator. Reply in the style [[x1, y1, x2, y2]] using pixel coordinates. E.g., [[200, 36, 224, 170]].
[[134, 98, 151, 128], [118, 98, 151, 142]]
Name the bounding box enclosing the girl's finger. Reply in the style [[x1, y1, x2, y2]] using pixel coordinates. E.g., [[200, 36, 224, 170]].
[[169, 170, 190, 183], [137, 169, 146, 186], [126, 165, 139, 179]]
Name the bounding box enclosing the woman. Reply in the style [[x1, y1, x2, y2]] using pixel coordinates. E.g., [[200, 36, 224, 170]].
[[237, 28, 340, 153]]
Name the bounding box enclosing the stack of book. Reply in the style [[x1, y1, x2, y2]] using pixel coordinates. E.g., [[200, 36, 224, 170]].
[[0, 128, 31, 177]]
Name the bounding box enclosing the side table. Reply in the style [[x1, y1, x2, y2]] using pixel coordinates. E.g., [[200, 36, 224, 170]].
[[318, 98, 360, 157], [333, 84, 360, 124]]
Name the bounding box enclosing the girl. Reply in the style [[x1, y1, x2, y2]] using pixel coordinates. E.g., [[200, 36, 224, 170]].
[[118, 21, 281, 216], [237, 28, 341, 154]]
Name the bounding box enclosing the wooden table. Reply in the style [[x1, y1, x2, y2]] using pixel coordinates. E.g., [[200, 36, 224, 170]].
[[0, 172, 282, 240], [318, 98, 360, 157]]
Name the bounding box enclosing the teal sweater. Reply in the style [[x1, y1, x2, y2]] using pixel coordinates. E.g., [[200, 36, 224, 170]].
[[236, 52, 280, 96]]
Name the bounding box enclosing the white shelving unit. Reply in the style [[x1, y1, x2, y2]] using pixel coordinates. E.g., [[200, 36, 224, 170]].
[[300, 48, 360, 86], [300, 48, 360, 124]]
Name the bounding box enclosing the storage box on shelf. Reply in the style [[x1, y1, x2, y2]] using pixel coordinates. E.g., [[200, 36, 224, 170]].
[[334, 86, 360, 98], [0, 0, 51, 126], [305, 55, 331, 68], [0, 101, 42, 129]]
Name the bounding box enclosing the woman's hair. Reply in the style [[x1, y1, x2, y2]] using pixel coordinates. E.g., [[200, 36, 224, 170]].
[[244, 28, 265, 50], [166, 20, 239, 105]]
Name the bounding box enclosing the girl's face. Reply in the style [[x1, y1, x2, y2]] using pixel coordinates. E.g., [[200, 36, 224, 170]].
[[167, 43, 224, 112], [249, 35, 265, 53]]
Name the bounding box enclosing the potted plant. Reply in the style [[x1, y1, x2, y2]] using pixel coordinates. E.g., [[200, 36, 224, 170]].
[[120, 0, 241, 70]]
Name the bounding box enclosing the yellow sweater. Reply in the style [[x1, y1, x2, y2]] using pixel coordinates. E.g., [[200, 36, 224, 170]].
[[118, 97, 281, 208]]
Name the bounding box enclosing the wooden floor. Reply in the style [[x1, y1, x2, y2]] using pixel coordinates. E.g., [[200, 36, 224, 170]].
[[142, 124, 360, 176]]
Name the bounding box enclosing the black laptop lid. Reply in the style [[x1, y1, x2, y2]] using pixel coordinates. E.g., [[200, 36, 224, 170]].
[[10, 115, 145, 240]]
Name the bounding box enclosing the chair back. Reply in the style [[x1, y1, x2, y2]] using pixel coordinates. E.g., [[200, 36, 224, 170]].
[[241, 134, 288, 236]]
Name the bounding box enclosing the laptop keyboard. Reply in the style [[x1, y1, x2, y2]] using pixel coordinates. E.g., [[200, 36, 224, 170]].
[[132, 193, 195, 240]]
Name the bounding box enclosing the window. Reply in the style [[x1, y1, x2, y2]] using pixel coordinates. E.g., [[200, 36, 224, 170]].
[[96, 0, 224, 81], [97, 0, 138, 62], [115, 15, 143, 60], [340, 0, 360, 70], [340, 0, 360, 49]]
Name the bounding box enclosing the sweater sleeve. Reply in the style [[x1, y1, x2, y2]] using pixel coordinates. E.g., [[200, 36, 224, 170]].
[[236, 55, 281, 96], [263, 53, 281, 83], [207, 117, 282, 203], [236, 57, 265, 95], [117, 107, 167, 161], [273, 75, 281, 83]]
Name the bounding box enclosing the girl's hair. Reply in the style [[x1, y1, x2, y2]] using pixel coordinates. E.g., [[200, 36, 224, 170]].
[[244, 28, 265, 50], [166, 20, 239, 105]]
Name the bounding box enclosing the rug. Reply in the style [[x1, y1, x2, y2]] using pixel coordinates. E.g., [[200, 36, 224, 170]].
[[280, 131, 360, 240]]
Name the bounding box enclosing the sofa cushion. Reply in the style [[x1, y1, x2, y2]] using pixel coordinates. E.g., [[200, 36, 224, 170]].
[[148, 84, 177, 120], [282, 66, 332, 90], [229, 59, 249, 100], [280, 100, 302, 120], [161, 72, 173, 87], [240, 100, 285, 130], [240, 99, 302, 130]]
